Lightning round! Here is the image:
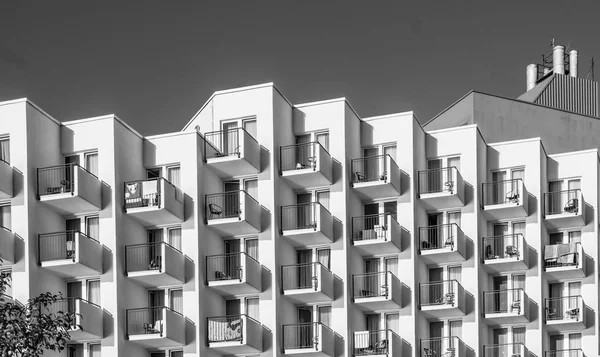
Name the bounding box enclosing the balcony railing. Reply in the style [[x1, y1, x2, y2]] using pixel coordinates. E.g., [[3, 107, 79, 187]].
[[545, 296, 582, 321], [420, 336, 463, 357], [354, 329, 394, 356], [546, 349, 584, 357], [281, 202, 329, 231], [204, 127, 257, 160], [419, 224, 461, 251], [351, 155, 394, 184], [280, 142, 329, 172], [482, 234, 523, 260], [127, 306, 181, 336], [125, 242, 181, 273], [38, 231, 98, 263], [482, 179, 523, 206], [281, 262, 329, 291], [282, 322, 331, 350], [483, 288, 524, 314], [353, 271, 392, 299], [37, 163, 96, 197], [206, 190, 256, 221], [544, 243, 581, 268], [48, 297, 96, 330], [419, 280, 462, 307], [124, 177, 183, 209], [544, 190, 581, 216], [484, 343, 526, 357], [352, 213, 396, 242], [207, 314, 254, 343], [207, 252, 259, 283], [418, 167, 459, 195]]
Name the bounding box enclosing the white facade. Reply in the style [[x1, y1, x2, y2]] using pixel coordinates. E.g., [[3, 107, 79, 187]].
[[0, 83, 597, 357]]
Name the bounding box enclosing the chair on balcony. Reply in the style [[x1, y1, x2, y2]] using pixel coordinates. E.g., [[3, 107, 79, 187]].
[[208, 204, 223, 219], [444, 236, 454, 250], [355, 172, 366, 182], [66, 240, 75, 259], [505, 245, 519, 259], [444, 180, 454, 194], [564, 198, 579, 214], [566, 307, 580, 320], [510, 300, 521, 314], [424, 347, 455, 357], [379, 171, 387, 181], [435, 292, 455, 306], [506, 191, 520, 204]]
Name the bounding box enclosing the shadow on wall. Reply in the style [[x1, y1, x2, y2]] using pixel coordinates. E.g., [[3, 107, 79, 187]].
[[11, 233, 24, 267], [398, 170, 411, 203], [584, 305, 595, 331], [529, 300, 539, 329], [527, 193, 537, 221], [334, 331, 345, 357], [11, 168, 23, 202], [401, 339, 412, 357], [260, 205, 271, 234], [464, 236, 474, 263], [100, 181, 112, 212], [101, 246, 112, 282], [332, 158, 343, 185], [184, 255, 195, 288], [183, 194, 194, 225], [465, 291, 475, 316], [262, 326, 272, 354], [399, 283, 412, 316], [102, 308, 114, 346], [399, 227, 411, 259], [333, 274, 344, 302], [584, 254, 594, 278], [528, 247, 538, 270], [184, 316, 196, 350], [260, 145, 270, 174], [261, 267, 272, 297], [464, 182, 474, 208]]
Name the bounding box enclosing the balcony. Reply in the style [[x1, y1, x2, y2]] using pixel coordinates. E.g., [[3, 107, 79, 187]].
[[351, 214, 402, 255], [418, 167, 465, 210], [544, 190, 585, 229], [0, 226, 14, 265], [419, 280, 466, 318], [283, 322, 334, 357], [204, 127, 261, 177], [127, 306, 185, 348], [50, 298, 103, 341], [353, 271, 402, 311], [418, 224, 466, 264], [281, 203, 333, 247], [354, 329, 401, 357], [545, 296, 586, 331], [0, 159, 12, 199], [207, 315, 262, 354], [544, 243, 586, 280], [546, 350, 585, 357], [37, 164, 101, 215], [482, 234, 529, 273], [482, 179, 528, 220], [482, 288, 530, 324], [206, 252, 262, 295], [280, 142, 333, 189], [350, 155, 401, 200], [124, 178, 184, 226], [125, 242, 185, 287], [38, 231, 102, 278], [205, 190, 261, 236], [420, 337, 466, 357], [484, 343, 528, 357], [282, 263, 333, 304]]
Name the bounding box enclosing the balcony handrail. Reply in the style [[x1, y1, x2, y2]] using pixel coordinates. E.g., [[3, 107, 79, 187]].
[[206, 189, 260, 205], [352, 212, 398, 224], [483, 178, 523, 185], [204, 126, 258, 144], [353, 271, 393, 299], [39, 230, 100, 244], [545, 295, 582, 302], [125, 241, 182, 254], [544, 189, 581, 215], [283, 321, 332, 332], [350, 154, 397, 184], [0, 157, 9, 165], [55, 296, 101, 309], [418, 166, 460, 195], [482, 233, 523, 259], [483, 287, 524, 294], [38, 162, 98, 179], [207, 251, 260, 264], [545, 188, 581, 195], [418, 223, 461, 251], [352, 153, 397, 165], [419, 165, 459, 174], [281, 201, 332, 215], [282, 261, 331, 272], [420, 279, 461, 287], [280, 141, 330, 155], [354, 270, 394, 278], [420, 335, 462, 342], [420, 223, 461, 230], [207, 313, 259, 324], [545, 349, 584, 357], [485, 342, 525, 348], [127, 305, 183, 316]]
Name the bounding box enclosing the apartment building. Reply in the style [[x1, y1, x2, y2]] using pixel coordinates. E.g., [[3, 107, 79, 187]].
[[0, 45, 598, 357]]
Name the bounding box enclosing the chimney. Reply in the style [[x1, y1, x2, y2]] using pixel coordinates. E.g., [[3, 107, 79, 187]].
[[526, 64, 538, 91], [569, 50, 578, 77], [553, 45, 565, 75]]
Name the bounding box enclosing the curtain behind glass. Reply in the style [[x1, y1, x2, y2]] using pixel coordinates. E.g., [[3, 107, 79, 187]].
[[449, 320, 462, 339], [168, 166, 181, 188], [0, 138, 9, 163], [168, 228, 182, 251], [318, 306, 331, 327], [86, 217, 100, 240], [246, 298, 259, 320], [512, 327, 526, 345], [316, 132, 329, 152], [245, 238, 259, 260], [385, 258, 398, 275], [383, 145, 397, 161], [87, 280, 100, 305], [447, 156, 461, 171], [84, 153, 99, 177], [170, 352, 183, 357], [243, 120, 257, 139], [569, 231, 582, 244], [569, 333, 582, 349], [170, 289, 183, 314], [385, 313, 399, 335], [0, 205, 11, 229], [244, 179, 258, 200], [317, 249, 330, 269], [448, 266, 462, 283], [317, 191, 330, 211], [89, 344, 101, 357]]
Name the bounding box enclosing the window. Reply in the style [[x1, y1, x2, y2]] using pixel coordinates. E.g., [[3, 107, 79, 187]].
[[147, 168, 161, 179], [318, 306, 331, 327], [0, 205, 10, 230], [0, 137, 9, 163], [246, 297, 259, 320], [84, 152, 99, 177], [491, 168, 524, 204], [167, 166, 181, 188], [245, 238, 259, 260], [87, 280, 100, 305], [224, 177, 258, 199], [169, 289, 183, 314], [549, 230, 581, 245], [88, 344, 101, 357], [168, 227, 182, 251], [85, 216, 99, 240], [67, 344, 84, 357], [243, 119, 257, 139]]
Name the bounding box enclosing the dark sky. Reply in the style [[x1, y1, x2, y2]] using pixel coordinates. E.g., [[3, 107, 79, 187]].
[[1, 1, 599, 135]]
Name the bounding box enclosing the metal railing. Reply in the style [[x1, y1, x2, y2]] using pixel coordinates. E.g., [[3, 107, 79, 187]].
[[124, 178, 160, 209], [544, 243, 580, 268], [38, 231, 99, 264], [545, 296, 582, 321], [482, 234, 522, 260], [127, 306, 180, 336], [283, 322, 330, 350], [281, 202, 329, 231], [205, 190, 257, 221], [483, 288, 524, 314], [545, 349, 584, 357], [351, 155, 393, 184], [280, 142, 328, 172], [483, 343, 526, 357], [281, 262, 329, 291], [207, 314, 253, 343], [544, 189, 581, 216], [352, 213, 395, 242], [204, 127, 255, 160], [419, 280, 461, 307], [206, 252, 257, 283], [482, 179, 522, 206], [125, 242, 181, 274], [418, 167, 458, 195], [353, 271, 391, 299], [419, 224, 460, 251], [47, 297, 97, 330], [37, 163, 96, 197], [420, 336, 462, 357], [354, 329, 393, 356]]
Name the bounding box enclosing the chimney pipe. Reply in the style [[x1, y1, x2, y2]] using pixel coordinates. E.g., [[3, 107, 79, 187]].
[[569, 50, 578, 77], [526, 64, 538, 91], [553, 45, 565, 75]]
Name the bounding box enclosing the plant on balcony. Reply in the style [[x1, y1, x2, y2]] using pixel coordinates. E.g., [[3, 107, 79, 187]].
[[0, 261, 77, 357]]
